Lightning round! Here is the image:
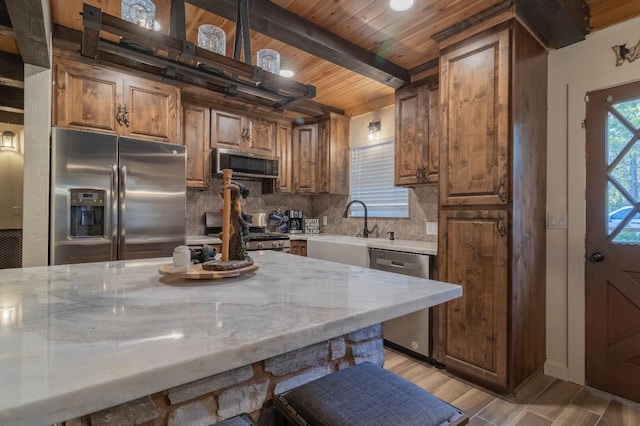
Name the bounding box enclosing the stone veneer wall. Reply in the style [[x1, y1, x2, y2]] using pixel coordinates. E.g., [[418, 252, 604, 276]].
[[63, 324, 383, 426], [188, 180, 438, 242]]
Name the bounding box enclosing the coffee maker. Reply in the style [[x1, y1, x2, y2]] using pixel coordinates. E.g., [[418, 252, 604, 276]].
[[286, 210, 303, 234]]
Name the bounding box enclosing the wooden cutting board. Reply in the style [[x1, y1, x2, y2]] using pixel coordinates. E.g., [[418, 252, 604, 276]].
[[158, 262, 260, 280]]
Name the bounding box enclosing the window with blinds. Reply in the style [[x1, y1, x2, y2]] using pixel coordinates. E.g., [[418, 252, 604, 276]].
[[349, 139, 408, 218]]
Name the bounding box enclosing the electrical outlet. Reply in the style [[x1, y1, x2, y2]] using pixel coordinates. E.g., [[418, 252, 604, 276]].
[[322, 215, 328, 226], [426, 222, 438, 235]]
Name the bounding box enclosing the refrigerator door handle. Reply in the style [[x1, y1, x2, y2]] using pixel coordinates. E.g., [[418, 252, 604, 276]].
[[110, 165, 119, 261], [118, 165, 127, 259]]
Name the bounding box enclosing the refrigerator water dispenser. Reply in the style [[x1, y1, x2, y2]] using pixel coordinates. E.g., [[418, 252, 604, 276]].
[[69, 189, 105, 238]]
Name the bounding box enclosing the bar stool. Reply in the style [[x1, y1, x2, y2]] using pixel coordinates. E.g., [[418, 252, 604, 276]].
[[274, 362, 468, 426]]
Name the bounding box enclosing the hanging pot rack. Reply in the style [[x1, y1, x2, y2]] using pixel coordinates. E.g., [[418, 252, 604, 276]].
[[80, 3, 316, 114]]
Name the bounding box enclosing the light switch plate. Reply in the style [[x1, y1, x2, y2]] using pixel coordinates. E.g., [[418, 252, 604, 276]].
[[322, 215, 328, 226], [426, 222, 438, 235], [547, 213, 568, 230]]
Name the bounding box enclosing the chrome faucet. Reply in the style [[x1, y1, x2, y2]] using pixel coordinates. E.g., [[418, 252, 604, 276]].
[[342, 199, 378, 238]]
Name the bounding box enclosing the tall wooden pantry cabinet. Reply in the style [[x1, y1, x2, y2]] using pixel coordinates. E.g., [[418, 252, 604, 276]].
[[435, 20, 547, 392]]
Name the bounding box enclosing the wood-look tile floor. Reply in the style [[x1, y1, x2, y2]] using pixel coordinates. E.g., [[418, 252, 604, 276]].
[[383, 347, 640, 425]]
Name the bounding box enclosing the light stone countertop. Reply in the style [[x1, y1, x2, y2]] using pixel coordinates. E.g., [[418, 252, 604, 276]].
[[0, 251, 460, 426], [289, 233, 438, 255], [186, 235, 222, 245]]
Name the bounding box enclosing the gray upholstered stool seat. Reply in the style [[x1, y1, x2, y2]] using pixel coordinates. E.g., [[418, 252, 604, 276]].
[[274, 362, 467, 426], [213, 413, 256, 426]]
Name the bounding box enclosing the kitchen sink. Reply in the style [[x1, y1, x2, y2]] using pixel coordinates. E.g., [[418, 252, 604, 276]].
[[307, 236, 370, 268]]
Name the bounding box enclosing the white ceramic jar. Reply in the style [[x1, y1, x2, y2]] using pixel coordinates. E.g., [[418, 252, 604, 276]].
[[172, 245, 191, 272]]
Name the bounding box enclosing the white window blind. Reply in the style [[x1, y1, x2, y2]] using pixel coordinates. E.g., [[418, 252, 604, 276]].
[[349, 139, 408, 218]]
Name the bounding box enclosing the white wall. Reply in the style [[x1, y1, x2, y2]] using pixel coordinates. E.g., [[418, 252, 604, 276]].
[[349, 105, 395, 147], [0, 124, 24, 229], [21, 0, 52, 267], [546, 16, 640, 385]]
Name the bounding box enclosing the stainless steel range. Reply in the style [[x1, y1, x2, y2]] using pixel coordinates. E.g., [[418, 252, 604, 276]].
[[205, 212, 290, 251]]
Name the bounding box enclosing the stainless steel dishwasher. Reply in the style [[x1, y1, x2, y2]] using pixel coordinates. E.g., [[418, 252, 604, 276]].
[[370, 248, 438, 364]]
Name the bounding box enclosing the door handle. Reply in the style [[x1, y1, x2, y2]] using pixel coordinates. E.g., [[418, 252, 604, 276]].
[[588, 252, 605, 263]]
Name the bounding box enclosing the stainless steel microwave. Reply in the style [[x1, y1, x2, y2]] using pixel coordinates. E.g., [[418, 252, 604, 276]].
[[212, 148, 279, 179]]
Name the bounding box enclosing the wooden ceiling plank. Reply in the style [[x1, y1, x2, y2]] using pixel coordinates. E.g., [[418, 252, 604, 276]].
[[4, 0, 50, 68], [186, 0, 410, 88]]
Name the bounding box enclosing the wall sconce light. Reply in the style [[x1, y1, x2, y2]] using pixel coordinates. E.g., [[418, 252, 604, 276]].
[[368, 121, 381, 141], [1, 131, 16, 150]]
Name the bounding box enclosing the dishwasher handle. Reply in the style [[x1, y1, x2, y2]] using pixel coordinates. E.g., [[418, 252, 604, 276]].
[[369, 248, 431, 278]]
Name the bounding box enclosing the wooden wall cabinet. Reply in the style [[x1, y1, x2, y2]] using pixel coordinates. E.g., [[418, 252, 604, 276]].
[[182, 103, 211, 189], [292, 123, 318, 194], [317, 113, 350, 195], [54, 56, 179, 143], [395, 79, 439, 186], [210, 110, 275, 155], [275, 120, 293, 193], [289, 240, 307, 256], [435, 21, 547, 393]]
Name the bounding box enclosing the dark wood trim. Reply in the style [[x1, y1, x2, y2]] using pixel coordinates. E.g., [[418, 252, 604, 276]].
[[513, 0, 589, 49], [0, 0, 11, 28], [0, 109, 23, 124], [187, 0, 410, 89], [408, 58, 440, 79], [432, 0, 513, 42], [0, 85, 23, 110], [4, 0, 50, 68], [0, 51, 23, 84], [169, 0, 186, 41]]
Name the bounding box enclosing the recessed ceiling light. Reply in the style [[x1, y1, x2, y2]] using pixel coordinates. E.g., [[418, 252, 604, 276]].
[[279, 69, 295, 78], [389, 0, 414, 12]]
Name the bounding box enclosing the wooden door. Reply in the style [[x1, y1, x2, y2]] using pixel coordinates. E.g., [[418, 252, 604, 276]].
[[292, 124, 317, 194], [122, 77, 179, 142], [439, 29, 509, 206], [275, 121, 292, 193], [247, 117, 275, 154], [211, 110, 244, 149], [54, 57, 119, 133], [436, 209, 509, 390], [182, 103, 210, 189], [586, 82, 640, 403]]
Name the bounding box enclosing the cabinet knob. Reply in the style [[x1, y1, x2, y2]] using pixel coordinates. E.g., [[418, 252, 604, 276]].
[[588, 252, 605, 263]]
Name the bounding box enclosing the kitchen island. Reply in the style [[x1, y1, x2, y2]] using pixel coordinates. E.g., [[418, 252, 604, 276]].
[[0, 251, 461, 425]]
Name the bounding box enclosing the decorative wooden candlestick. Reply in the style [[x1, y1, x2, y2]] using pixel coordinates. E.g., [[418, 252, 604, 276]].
[[221, 168, 232, 262]]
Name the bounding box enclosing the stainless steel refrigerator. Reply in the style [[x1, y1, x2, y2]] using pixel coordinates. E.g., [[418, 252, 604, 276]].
[[50, 127, 186, 265]]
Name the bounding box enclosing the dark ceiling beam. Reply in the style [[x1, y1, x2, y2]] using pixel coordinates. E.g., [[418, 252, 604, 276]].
[[186, 0, 410, 89], [0, 51, 24, 85], [0, 110, 23, 124], [513, 0, 589, 49], [4, 0, 50, 68], [0, 85, 23, 110]]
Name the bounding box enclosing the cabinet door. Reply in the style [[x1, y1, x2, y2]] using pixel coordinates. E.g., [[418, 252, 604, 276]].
[[248, 117, 276, 154], [122, 77, 179, 142], [317, 114, 350, 194], [276, 121, 292, 193], [54, 58, 119, 133], [292, 124, 317, 194], [182, 103, 210, 189], [440, 29, 509, 205], [436, 209, 508, 390], [395, 84, 432, 186], [317, 118, 330, 193], [211, 110, 244, 149]]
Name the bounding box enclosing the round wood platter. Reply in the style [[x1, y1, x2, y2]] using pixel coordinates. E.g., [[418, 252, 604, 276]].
[[159, 262, 260, 280]]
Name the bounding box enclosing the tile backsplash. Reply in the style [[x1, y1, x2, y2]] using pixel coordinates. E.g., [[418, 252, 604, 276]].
[[187, 180, 438, 242]]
